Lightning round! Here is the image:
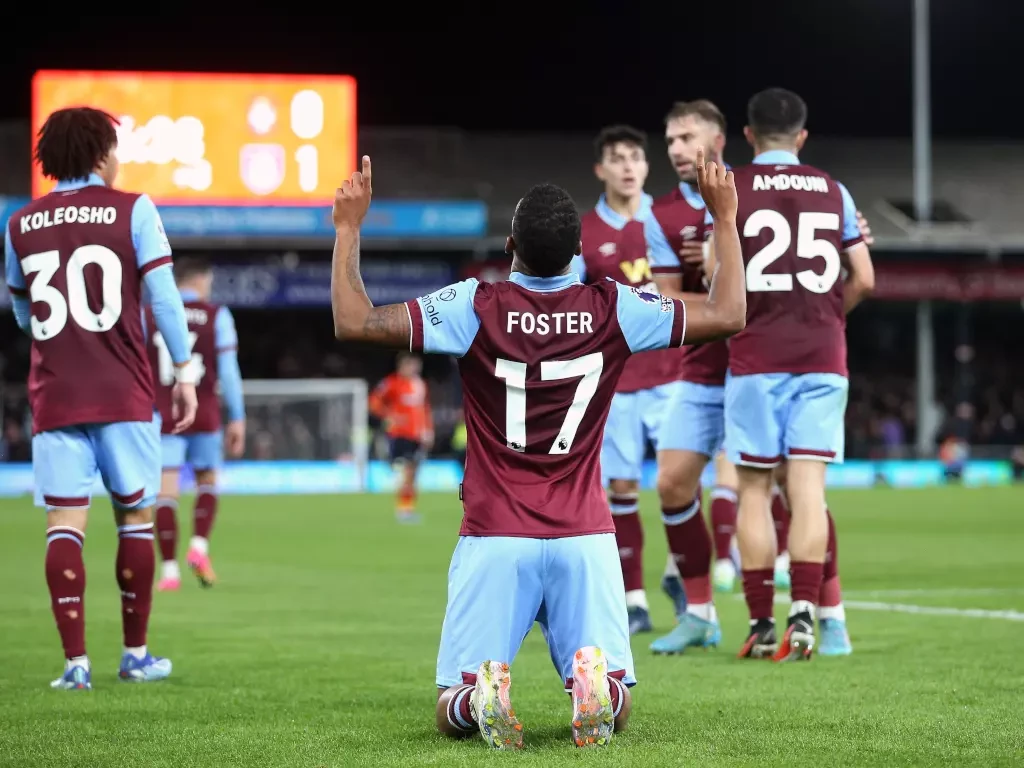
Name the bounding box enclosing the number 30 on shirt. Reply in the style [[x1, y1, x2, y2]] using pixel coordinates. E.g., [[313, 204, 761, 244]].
[[743, 210, 842, 294], [21, 245, 124, 340]]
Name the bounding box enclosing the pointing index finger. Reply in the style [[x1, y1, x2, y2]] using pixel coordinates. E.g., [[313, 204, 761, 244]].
[[362, 155, 372, 189]]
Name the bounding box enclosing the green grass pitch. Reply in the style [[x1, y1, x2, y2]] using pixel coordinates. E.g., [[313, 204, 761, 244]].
[[1, 486, 1022, 767]]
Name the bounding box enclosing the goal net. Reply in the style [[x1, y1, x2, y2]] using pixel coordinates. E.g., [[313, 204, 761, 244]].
[[241, 379, 369, 486]]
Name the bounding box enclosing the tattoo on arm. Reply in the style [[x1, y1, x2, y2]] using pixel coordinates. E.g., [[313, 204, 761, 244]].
[[331, 225, 409, 346], [362, 304, 411, 345], [344, 234, 366, 294]]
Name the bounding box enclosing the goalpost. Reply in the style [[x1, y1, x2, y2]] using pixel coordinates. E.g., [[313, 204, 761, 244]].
[[241, 379, 370, 489]]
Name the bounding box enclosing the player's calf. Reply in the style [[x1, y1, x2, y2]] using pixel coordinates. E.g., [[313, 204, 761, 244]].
[[188, 475, 219, 587], [114, 506, 171, 681], [609, 479, 648, 632], [155, 496, 181, 591], [736, 467, 780, 657], [655, 449, 708, 613], [818, 508, 852, 656], [770, 483, 792, 589], [45, 518, 90, 689], [778, 460, 828, 661], [709, 485, 739, 591]]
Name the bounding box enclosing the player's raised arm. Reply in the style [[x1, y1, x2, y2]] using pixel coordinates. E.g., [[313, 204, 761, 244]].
[[644, 217, 714, 303], [837, 182, 875, 314], [681, 149, 746, 343], [330, 156, 412, 348]]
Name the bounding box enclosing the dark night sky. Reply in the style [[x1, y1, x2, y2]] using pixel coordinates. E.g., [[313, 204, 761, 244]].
[[1, 0, 1018, 138]]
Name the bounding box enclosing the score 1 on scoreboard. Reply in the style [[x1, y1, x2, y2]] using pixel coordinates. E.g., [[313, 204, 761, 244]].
[[31, 70, 357, 206]]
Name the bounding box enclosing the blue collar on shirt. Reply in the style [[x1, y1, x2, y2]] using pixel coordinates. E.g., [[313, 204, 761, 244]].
[[179, 288, 200, 301], [54, 173, 107, 192], [677, 181, 705, 211], [753, 149, 800, 165], [508, 271, 582, 292], [594, 193, 653, 230]]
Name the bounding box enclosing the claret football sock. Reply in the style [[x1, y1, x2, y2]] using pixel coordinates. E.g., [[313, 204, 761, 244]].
[[45, 526, 87, 660], [789, 562, 824, 608], [611, 494, 644, 595], [193, 486, 218, 542], [742, 568, 775, 623], [820, 507, 842, 615], [709, 485, 738, 562], [661, 495, 712, 615], [771, 487, 790, 554], [155, 497, 178, 563], [444, 684, 477, 734], [117, 523, 155, 649]]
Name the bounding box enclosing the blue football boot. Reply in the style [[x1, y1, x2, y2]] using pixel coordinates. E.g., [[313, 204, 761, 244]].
[[650, 612, 722, 655], [118, 652, 173, 682], [51, 663, 91, 690]]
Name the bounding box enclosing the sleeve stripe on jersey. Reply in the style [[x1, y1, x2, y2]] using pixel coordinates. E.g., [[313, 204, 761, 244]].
[[842, 234, 865, 250], [671, 299, 686, 347], [217, 344, 238, 353], [651, 266, 682, 276], [404, 299, 423, 353], [139, 255, 173, 277], [6, 284, 26, 297]]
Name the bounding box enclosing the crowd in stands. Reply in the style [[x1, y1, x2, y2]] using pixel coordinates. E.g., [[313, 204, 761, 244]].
[[2, 304, 1023, 465]]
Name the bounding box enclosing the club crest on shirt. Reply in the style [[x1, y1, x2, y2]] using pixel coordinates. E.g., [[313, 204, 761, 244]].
[[679, 225, 698, 241], [598, 242, 617, 257], [629, 286, 659, 304]]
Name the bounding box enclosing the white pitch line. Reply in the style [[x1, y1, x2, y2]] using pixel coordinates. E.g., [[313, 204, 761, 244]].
[[843, 588, 1024, 598], [843, 600, 1024, 622], [741, 593, 1024, 622]]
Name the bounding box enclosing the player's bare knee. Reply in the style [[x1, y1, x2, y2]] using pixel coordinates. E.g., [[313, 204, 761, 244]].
[[737, 465, 773, 495], [713, 452, 739, 489], [116, 504, 153, 527], [193, 469, 217, 489], [160, 469, 181, 499], [656, 450, 703, 507], [47, 507, 88, 533], [608, 478, 638, 496], [785, 460, 827, 518]]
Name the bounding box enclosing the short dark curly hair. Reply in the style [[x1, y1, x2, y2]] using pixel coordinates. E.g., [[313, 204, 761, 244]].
[[747, 88, 807, 141], [512, 183, 581, 278], [35, 107, 119, 181], [593, 125, 647, 163]]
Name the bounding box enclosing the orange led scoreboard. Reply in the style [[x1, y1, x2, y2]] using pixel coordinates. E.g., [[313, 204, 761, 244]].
[[32, 70, 357, 206]]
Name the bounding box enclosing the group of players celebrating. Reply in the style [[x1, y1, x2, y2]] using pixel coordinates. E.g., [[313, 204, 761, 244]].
[[6, 86, 873, 751], [5, 107, 244, 690], [329, 85, 874, 750], [575, 92, 874, 665]]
